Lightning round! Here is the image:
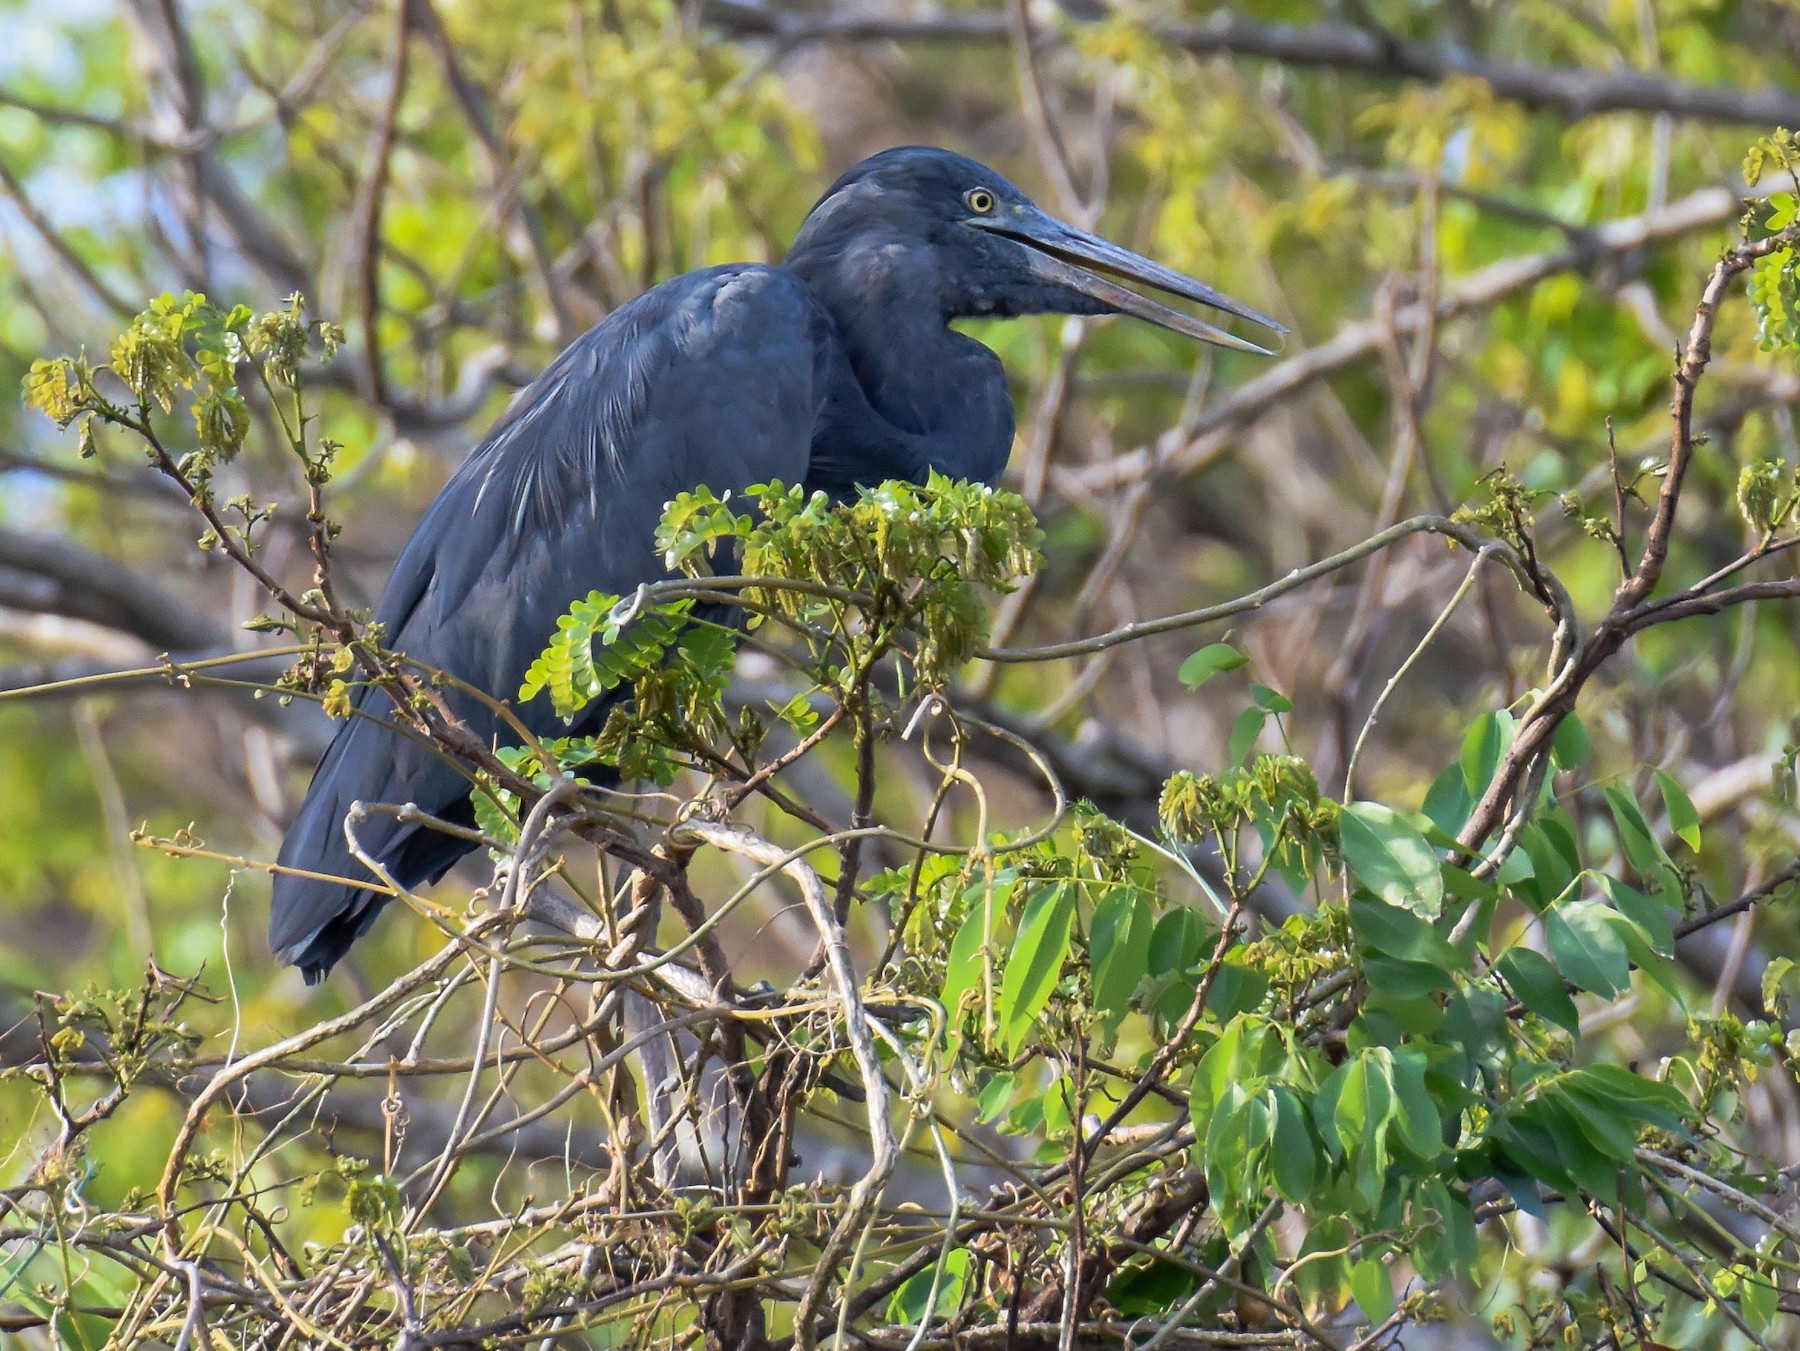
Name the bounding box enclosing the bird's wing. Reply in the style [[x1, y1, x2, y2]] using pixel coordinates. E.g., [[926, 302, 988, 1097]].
[[380, 264, 823, 687], [272, 264, 828, 979]]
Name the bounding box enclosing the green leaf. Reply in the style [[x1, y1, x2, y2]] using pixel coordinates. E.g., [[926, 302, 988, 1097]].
[[1764, 956, 1797, 1019], [885, 1248, 970, 1324], [1517, 821, 1575, 911], [1460, 711, 1511, 795], [1389, 1052, 1443, 1160], [1348, 893, 1464, 970], [1290, 1218, 1355, 1307], [1331, 1050, 1394, 1159], [941, 874, 1014, 1025], [1741, 1273, 1779, 1333], [1226, 706, 1267, 764], [1602, 782, 1672, 880], [1349, 1256, 1394, 1323], [1204, 954, 1268, 1019], [1329, 1049, 1396, 1210], [1177, 643, 1246, 691], [1498, 947, 1579, 1037], [1654, 770, 1701, 853], [1107, 1258, 1199, 1317], [1563, 1063, 1688, 1130], [1422, 763, 1472, 837], [1191, 1016, 1274, 1127], [1250, 683, 1292, 713], [1089, 887, 1154, 1017], [1551, 713, 1591, 771], [1000, 883, 1074, 1053], [1339, 803, 1443, 917], [1594, 873, 1674, 956], [1149, 907, 1209, 976], [1543, 898, 1632, 998], [1269, 1086, 1318, 1202], [1106, 1258, 1199, 1318], [1148, 906, 1217, 1027], [976, 1072, 1016, 1123], [519, 591, 695, 720]]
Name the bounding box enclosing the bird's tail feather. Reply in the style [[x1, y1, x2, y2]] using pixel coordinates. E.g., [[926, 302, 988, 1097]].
[[271, 708, 479, 982]]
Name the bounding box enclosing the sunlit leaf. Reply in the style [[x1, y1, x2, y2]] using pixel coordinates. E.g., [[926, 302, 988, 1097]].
[[1000, 883, 1074, 1054], [1177, 643, 1246, 691], [1339, 803, 1443, 917]]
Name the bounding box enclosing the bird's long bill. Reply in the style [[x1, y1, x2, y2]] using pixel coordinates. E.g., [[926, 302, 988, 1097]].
[[982, 208, 1286, 355]]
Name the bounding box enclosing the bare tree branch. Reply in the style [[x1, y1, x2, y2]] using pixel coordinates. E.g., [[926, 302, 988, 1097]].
[[1059, 183, 1756, 496], [0, 528, 226, 652], [704, 0, 1800, 130]]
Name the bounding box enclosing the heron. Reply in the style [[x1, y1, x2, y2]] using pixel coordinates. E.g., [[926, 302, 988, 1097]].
[[271, 145, 1284, 982]]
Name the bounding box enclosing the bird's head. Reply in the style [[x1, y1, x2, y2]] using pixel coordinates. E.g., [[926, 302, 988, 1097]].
[[787, 146, 1285, 355]]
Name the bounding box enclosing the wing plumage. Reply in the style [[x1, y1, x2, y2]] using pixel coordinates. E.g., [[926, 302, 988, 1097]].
[[271, 266, 825, 980]]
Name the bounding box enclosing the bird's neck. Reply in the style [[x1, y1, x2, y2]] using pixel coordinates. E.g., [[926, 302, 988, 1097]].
[[784, 243, 1015, 489]]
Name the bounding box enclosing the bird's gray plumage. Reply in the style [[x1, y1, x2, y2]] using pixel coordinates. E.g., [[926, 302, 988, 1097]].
[[271, 147, 1283, 981]]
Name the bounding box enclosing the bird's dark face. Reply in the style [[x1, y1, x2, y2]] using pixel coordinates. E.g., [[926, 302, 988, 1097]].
[[790, 147, 1285, 355]]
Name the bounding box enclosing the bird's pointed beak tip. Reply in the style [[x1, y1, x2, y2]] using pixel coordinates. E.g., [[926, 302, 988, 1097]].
[[995, 210, 1286, 357]]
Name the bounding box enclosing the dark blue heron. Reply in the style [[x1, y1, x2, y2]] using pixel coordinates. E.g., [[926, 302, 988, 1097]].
[[271, 146, 1283, 982]]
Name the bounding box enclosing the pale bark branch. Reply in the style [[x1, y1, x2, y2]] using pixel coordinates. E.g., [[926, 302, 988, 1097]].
[[704, 1, 1800, 130]]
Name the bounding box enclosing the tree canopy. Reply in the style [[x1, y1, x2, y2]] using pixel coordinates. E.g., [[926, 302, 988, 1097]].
[[8, 2, 1800, 1348]]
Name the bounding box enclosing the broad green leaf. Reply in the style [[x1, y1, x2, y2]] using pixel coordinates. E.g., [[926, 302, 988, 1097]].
[[1269, 1086, 1318, 1202], [1350, 1256, 1394, 1323], [1191, 1016, 1278, 1127], [1226, 706, 1267, 764], [1363, 956, 1456, 1001], [1331, 1049, 1395, 1159], [1177, 643, 1246, 690], [1291, 1217, 1355, 1307], [1000, 883, 1074, 1054], [885, 1248, 970, 1324], [1089, 887, 1154, 1017], [1741, 1272, 1779, 1333], [1460, 711, 1511, 795], [1655, 770, 1702, 852], [1594, 873, 1674, 956], [1543, 898, 1632, 998], [1497, 947, 1579, 1036], [1552, 1082, 1641, 1162], [1389, 1052, 1443, 1159], [1564, 1063, 1688, 1129], [1551, 712, 1591, 770], [1518, 821, 1576, 912], [1203, 1084, 1258, 1232], [941, 874, 1015, 1024], [999, 1095, 1045, 1137], [1339, 803, 1443, 917], [1602, 782, 1672, 880], [1348, 893, 1463, 969], [1149, 906, 1209, 976], [1446, 985, 1510, 1082], [975, 1072, 1016, 1124], [1204, 954, 1269, 1019], [1422, 763, 1472, 837], [1149, 906, 1213, 1027], [1250, 683, 1291, 713], [1411, 1179, 1479, 1280], [1494, 846, 1535, 889], [1764, 956, 1798, 1018], [1106, 1258, 1198, 1318]]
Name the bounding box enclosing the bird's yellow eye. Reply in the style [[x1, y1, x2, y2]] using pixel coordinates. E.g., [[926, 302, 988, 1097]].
[[965, 188, 996, 215]]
